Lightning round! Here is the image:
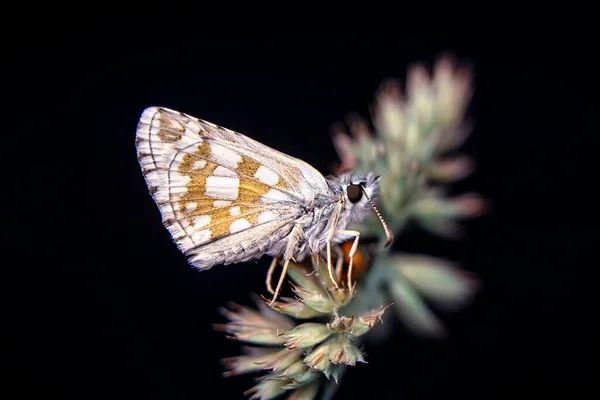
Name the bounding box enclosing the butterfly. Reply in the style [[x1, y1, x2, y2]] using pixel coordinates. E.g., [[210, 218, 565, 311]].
[[135, 107, 392, 303]]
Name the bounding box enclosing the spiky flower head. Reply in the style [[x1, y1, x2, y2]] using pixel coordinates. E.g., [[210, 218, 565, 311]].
[[216, 258, 391, 400]]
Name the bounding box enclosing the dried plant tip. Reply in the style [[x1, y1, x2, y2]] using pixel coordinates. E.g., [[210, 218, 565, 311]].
[[437, 122, 474, 153], [377, 78, 403, 103], [278, 360, 319, 388], [286, 381, 320, 400], [411, 192, 468, 221], [413, 191, 486, 223], [432, 57, 473, 129], [221, 347, 302, 377], [374, 103, 405, 143], [346, 113, 372, 141], [388, 275, 448, 338], [327, 315, 354, 332], [328, 285, 355, 308], [303, 341, 331, 373], [215, 322, 289, 345], [215, 301, 295, 345], [371, 79, 406, 144], [289, 282, 335, 314], [268, 348, 305, 372], [327, 304, 392, 336], [219, 299, 295, 332], [286, 262, 326, 294], [434, 52, 458, 75], [330, 123, 356, 173], [245, 377, 288, 400], [330, 338, 366, 366], [221, 358, 265, 377], [427, 156, 473, 182], [394, 253, 480, 310], [304, 334, 366, 377], [453, 192, 487, 217], [284, 322, 332, 350], [350, 304, 392, 336], [419, 218, 464, 239], [407, 63, 431, 99], [265, 295, 327, 319]]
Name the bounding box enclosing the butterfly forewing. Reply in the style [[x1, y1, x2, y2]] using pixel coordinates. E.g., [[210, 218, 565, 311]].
[[136, 107, 328, 269]]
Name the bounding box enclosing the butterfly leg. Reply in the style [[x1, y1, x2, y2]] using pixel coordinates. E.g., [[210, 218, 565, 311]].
[[325, 201, 344, 288], [270, 257, 292, 306], [265, 256, 280, 295], [333, 245, 344, 283], [339, 230, 360, 288], [270, 224, 303, 306]]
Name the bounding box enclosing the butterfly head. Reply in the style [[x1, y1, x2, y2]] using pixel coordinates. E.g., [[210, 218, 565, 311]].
[[336, 172, 379, 222], [332, 172, 393, 247]]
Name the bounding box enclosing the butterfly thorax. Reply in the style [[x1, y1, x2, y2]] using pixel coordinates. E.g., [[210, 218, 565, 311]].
[[266, 171, 381, 262]]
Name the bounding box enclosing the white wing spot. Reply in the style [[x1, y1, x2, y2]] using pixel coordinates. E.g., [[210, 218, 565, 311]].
[[192, 215, 211, 229], [257, 211, 276, 224], [213, 166, 237, 177], [193, 160, 207, 169], [205, 176, 239, 200], [213, 200, 232, 208], [193, 229, 212, 245], [210, 143, 242, 169], [169, 186, 188, 195], [254, 165, 280, 185], [229, 206, 241, 216], [168, 172, 192, 189], [230, 218, 251, 233], [261, 188, 288, 202], [185, 203, 197, 212]]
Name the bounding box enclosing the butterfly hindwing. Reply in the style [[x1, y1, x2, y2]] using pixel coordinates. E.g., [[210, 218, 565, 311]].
[[135, 107, 327, 269]]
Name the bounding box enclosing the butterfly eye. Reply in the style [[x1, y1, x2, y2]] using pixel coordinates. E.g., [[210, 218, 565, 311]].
[[347, 184, 363, 203]]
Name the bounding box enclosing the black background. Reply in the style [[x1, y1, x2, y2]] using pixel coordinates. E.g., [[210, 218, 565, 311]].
[[6, 16, 588, 400]]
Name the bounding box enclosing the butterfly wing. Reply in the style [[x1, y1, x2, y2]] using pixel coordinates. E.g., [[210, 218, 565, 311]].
[[135, 106, 330, 269]]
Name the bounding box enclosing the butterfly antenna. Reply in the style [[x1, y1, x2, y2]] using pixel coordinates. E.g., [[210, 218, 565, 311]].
[[361, 187, 393, 247]]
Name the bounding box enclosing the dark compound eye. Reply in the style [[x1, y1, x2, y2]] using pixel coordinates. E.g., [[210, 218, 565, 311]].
[[347, 184, 363, 203]]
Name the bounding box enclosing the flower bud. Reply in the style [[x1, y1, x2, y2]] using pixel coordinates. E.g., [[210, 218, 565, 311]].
[[266, 296, 327, 319], [214, 300, 295, 345], [303, 339, 333, 374], [410, 191, 485, 238], [353, 304, 393, 336], [278, 360, 319, 388], [393, 254, 479, 311], [290, 283, 335, 314], [304, 334, 366, 375], [331, 339, 365, 366], [373, 79, 405, 143], [245, 378, 288, 400], [427, 156, 473, 182], [284, 323, 332, 349], [221, 347, 302, 377], [388, 270, 446, 338], [432, 55, 472, 129], [286, 263, 326, 293], [286, 381, 320, 400], [328, 285, 355, 308]]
